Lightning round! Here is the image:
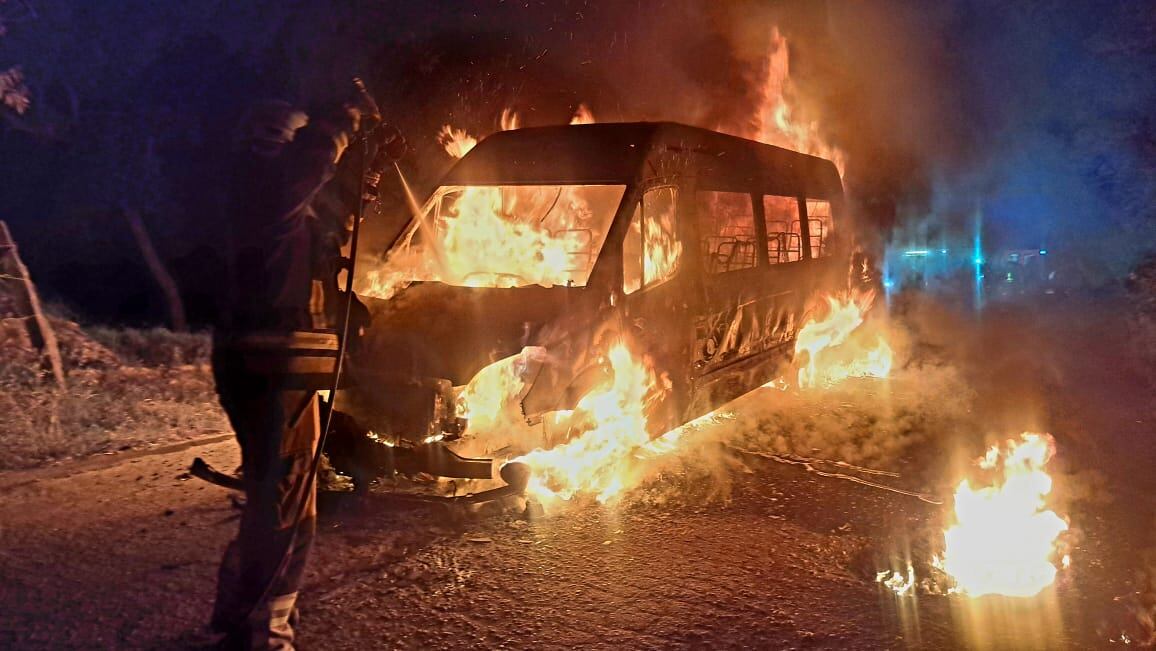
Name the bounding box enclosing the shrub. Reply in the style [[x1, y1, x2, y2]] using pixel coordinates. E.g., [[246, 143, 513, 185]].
[[86, 326, 211, 367], [0, 321, 225, 470]]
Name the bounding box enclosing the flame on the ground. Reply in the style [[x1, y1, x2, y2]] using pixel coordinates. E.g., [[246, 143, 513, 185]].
[[510, 341, 668, 504], [794, 290, 892, 388], [752, 28, 846, 177], [935, 433, 1070, 598]]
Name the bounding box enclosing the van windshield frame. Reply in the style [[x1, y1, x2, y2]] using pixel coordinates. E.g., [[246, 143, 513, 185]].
[[383, 183, 627, 289]]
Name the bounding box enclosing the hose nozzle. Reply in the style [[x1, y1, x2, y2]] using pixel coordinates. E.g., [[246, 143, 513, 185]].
[[351, 77, 382, 124]]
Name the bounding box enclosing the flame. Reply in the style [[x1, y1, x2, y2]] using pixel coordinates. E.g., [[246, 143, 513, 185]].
[[570, 103, 595, 125], [455, 347, 546, 433], [642, 206, 682, 288], [361, 181, 626, 298], [624, 189, 683, 294], [794, 290, 893, 388], [361, 107, 613, 301], [439, 104, 591, 162], [439, 186, 591, 287], [752, 28, 846, 177], [512, 341, 667, 503], [935, 433, 1070, 598], [499, 107, 521, 131], [373, 46, 856, 498], [436, 125, 476, 159], [436, 107, 524, 160]]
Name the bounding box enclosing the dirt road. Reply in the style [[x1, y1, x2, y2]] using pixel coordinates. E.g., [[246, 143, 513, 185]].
[[1, 296, 1153, 649], [0, 431, 894, 649], [0, 426, 1148, 650]]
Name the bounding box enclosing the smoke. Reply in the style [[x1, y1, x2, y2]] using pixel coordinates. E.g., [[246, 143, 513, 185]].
[[352, 0, 1156, 484], [812, 2, 1156, 282], [368, 1, 1152, 288], [605, 280, 1148, 513], [322, 1, 1154, 540], [616, 324, 975, 509], [365, 8, 1156, 627]]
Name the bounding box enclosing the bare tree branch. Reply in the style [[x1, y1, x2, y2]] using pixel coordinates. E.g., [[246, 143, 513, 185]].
[[122, 204, 188, 332]]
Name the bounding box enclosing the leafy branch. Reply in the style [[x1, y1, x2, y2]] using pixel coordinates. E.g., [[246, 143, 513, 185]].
[[0, 0, 35, 115]]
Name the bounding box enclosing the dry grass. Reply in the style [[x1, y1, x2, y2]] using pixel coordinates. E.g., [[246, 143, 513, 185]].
[[0, 320, 227, 471], [86, 325, 211, 367]]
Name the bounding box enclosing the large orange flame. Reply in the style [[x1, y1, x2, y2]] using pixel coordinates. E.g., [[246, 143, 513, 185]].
[[794, 290, 893, 388], [935, 433, 1070, 597], [360, 106, 614, 301], [752, 28, 846, 177], [512, 342, 664, 503]]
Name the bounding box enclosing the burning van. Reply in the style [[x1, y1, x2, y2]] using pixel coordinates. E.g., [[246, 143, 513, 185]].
[[337, 122, 851, 487]]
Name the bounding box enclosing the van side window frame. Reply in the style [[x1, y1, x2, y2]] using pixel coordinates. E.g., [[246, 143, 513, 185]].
[[801, 198, 835, 259], [798, 195, 813, 261], [761, 194, 808, 265], [692, 189, 762, 275], [621, 182, 682, 295], [752, 192, 771, 269]]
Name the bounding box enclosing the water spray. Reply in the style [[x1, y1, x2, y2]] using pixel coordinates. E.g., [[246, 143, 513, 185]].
[[390, 161, 453, 279]]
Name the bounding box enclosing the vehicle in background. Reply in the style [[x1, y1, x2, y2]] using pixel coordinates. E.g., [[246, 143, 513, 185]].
[[883, 244, 1058, 305]]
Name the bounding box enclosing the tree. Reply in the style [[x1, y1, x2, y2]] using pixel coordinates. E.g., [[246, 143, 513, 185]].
[[0, 1, 33, 116]]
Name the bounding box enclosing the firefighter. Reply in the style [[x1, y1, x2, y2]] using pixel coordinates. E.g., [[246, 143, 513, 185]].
[[210, 93, 380, 650]]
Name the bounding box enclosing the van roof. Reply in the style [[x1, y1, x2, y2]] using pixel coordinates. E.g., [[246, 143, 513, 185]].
[[442, 121, 843, 200]]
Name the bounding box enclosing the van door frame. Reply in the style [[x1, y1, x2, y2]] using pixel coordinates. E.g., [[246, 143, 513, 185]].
[[614, 175, 698, 433]]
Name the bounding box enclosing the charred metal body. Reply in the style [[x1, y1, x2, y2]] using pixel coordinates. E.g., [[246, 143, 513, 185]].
[[345, 122, 850, 479]]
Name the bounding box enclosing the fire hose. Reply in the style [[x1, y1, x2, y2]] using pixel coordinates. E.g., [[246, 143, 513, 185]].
[[725, 444, 942, 505]]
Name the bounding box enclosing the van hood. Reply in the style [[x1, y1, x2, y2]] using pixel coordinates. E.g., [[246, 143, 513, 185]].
[[353, 282, 588, 385]]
